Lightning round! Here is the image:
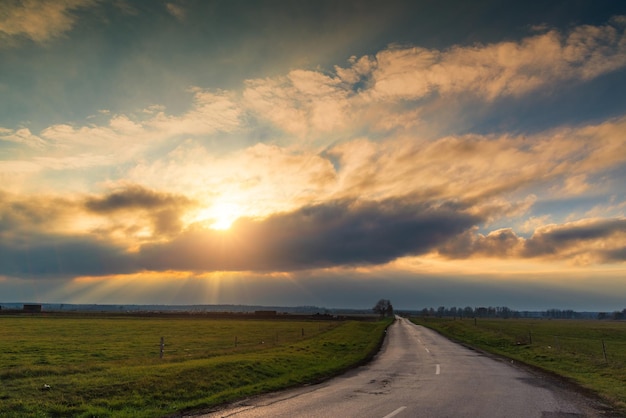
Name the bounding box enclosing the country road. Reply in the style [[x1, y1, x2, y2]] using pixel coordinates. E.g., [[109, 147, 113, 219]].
[[198, 317, 612, 418]]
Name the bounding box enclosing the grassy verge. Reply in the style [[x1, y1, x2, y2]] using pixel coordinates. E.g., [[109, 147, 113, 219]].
[[0, 315, 392, 417], [411, 317, 626, 414]]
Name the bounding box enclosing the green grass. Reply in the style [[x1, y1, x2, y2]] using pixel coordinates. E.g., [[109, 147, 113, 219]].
[[0, 315, 391, 417], [411, 317, 626, 414]]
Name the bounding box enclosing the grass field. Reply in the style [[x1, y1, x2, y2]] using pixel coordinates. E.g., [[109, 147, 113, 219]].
[[0, 314, 391, 417], [411, 317, 626, 413]]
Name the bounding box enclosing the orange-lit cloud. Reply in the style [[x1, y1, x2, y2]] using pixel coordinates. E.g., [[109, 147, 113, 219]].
[[362, 19, 626, 101]]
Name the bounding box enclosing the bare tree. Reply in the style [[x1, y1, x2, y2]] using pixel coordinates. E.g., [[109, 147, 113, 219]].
[[373, 299, 394, 317]]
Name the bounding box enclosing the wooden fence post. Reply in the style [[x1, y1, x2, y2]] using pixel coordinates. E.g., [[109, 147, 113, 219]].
[[160, 337, 165, 359], [602, 340, 608, 364]]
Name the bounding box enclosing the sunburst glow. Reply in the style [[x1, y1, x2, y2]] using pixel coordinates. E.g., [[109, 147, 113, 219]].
[[206, 202, 243, 230]]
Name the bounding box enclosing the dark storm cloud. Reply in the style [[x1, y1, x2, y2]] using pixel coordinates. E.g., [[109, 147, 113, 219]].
[[84, 185, 192, 236], [84, 185, 188, 213], [441, 218, 626, 262], [0, 233, 136, 278], [4, 189, 623, 280], [522, 218, 626, 259], [439, 228, 521, 258], [1, 191, 482, 278], [139, 197, 482, 272]]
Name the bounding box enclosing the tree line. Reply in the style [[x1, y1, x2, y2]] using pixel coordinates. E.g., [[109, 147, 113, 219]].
[[414, 306, 517, 319], [392, 305, 626, 320]]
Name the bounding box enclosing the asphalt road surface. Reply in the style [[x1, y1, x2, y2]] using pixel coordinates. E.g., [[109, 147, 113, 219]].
[[199, 317, 612, 418]]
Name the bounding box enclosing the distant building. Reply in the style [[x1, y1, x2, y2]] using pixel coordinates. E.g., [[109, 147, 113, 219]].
[[23, 304, 42, 313]]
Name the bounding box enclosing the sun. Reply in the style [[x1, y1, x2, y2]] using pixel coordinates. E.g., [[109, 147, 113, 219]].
[[204, 202, 242, 230], [186, 199, 246, 231]]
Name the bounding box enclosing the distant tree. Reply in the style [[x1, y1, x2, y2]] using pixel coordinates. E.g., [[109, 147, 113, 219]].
[[475, 307, 488, 317], [497, 306, 511, 319], [450, 307, 458, 319], [373, 299, 394, 318], [387, 302, 394, 317]]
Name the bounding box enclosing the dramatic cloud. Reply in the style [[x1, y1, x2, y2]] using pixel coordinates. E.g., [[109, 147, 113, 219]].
[[2, 189, 622, 281], [441, 218, 626, 265], [84, 185, 189, 213], [239, 18, 626, 141], [0, 234, 136, 278], [83, 185, 194, 239], [361, 17, 626, 101], [0, 191, 135, 278], [0, 186, 193, 278], [3, 105, 625, 278], [325, 116, 626, 205], [523, 218, 626, 263], [0, 192, 480, 277], [139, 197, 481, 272]]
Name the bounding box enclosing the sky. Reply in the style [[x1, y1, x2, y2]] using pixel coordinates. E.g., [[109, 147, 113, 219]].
[[1, 0, 626, 311]]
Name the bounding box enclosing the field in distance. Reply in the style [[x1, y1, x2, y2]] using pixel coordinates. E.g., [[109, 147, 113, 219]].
[[0, 314, 391, 417], [411, 317, 626, 414]]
